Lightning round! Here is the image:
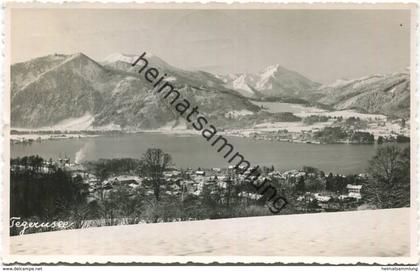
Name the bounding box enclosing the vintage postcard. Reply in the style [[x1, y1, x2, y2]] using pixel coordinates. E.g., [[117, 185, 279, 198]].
[[1, 2, 418, 265]]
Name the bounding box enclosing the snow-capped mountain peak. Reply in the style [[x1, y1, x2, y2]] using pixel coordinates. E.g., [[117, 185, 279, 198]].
[[103, 53, 140, 64], [232, 74, 254, 94], [259, 64, 281, 78], [220, 63, 320, 98]]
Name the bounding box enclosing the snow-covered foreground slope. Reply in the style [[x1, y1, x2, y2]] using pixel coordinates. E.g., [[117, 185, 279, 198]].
[[9, 208, 410, 257]]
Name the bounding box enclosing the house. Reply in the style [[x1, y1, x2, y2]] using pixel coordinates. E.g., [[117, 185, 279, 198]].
[[163, 172, 172, 178], [346, 184, 362, 199], [195, 170, 205, 176], [296, 195, 305, 201], [358, 173, 369, 179], [314, 193, 331, 203], [238, 192, 262, 200]]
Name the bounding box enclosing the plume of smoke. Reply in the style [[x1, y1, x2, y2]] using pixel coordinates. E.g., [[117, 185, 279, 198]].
[[75, 142, 92, 164]]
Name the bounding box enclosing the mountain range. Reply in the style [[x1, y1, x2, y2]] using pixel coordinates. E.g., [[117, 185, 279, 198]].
[[311, 72, 410, 118], [218, 64, 321, 98], [11, 53, 258, 129], [10, 52, 410, 129]]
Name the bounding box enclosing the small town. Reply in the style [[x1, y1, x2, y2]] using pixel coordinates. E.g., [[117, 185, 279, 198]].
[[11, 151, 371, 234], [64, 160, 365, 210], [226, 115, 410, 145]]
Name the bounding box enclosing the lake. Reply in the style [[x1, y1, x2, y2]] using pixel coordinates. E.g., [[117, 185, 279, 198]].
[[11, 133, 389, 174]]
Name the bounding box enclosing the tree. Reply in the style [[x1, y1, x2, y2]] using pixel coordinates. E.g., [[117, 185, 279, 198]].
[[10, 157, 88, 226], [307, 199, 320, 210], [296, 176, 306, 193], [225, 174, 234, 207], [27, 155, 44, 172], [377, 136, 384, 144], [103, 186, 144, 225], [139, 148, 172, 201], [66, 201, 91, 229], [90, 160, 111, 201], [396, 135, 410, 143], [325, 173, 334, 191], [362, 145, 410, 208], [262, 166, 270, 175], [368, 144, 404, 185], [306, 178, 325, 192]]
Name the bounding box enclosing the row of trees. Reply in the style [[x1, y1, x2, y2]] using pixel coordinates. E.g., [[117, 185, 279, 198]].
[[303, 115, 329, 125], [313, 126, 404, 144], [314, 127, 348, 143], [10, 157, 88, 233], [350, 131, 374, 144], [292, 170, 362, 194], [377, 135, 410, 144]]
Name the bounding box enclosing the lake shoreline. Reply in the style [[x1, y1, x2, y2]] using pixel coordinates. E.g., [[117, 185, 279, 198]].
[[10, 128, 406, 146], [10, 132, 402, 175]]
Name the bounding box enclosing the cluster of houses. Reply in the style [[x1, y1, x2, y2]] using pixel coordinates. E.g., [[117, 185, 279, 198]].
[[361, 119, 409, 139], [63, 163, 280, 203], [66, 162, 363, 210], [13, 157, 364, 212], [246, 130, 323, 144], [227, 115, 409, 145], [295, 185, 362, 204]]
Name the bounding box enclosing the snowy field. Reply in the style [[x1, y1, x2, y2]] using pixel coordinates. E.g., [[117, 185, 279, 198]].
[[9, 208, 409, 256], [252, 101, 387, 120], [252, 101, 325, 115], [297, 109, 387, 121], [252, 121, 332, 133]]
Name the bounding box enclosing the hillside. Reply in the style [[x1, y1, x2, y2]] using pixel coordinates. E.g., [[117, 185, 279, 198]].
[[9, 208, 410, 257], [12, 53, 119, 128], [11, 54, 70, 95], [10, 53, 410, 129], [220, 67, 410, 118], [314, 72, 410, 118], [11, 53, 259, 129]]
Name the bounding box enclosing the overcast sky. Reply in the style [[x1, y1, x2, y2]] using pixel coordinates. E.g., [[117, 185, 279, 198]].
[[11, 8, 411, 84]]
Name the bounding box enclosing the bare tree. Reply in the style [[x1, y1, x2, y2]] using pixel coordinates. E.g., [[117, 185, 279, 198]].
[[68, 202, 91, 229], [91, 161, 111, 201], [139, 148, 172, 201], [363, 144, 410, 208], [368, 144, 403, 185]]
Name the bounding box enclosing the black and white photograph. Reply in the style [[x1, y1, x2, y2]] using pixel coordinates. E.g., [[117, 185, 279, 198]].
[[2, 3, 418, 265]]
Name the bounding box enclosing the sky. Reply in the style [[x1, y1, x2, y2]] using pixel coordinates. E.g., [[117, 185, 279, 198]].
[[10, 8, 411, 84]]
